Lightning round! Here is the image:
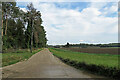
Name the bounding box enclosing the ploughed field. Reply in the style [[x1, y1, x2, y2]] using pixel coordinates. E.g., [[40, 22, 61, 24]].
[[62, 47, 119, 55], [49, 48, 120, 79]]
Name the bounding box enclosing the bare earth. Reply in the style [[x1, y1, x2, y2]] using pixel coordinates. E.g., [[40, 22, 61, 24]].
[[2, 48, 104, 78]]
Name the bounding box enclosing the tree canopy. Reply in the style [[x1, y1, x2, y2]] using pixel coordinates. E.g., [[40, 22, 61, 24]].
[[2, 2, 47, 52]]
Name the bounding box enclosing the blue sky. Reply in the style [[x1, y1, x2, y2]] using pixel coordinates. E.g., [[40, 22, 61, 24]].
[[17, 2, 118, 45]]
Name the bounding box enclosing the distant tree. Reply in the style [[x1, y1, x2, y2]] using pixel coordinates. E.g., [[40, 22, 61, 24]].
[[66, 42, 70, 48]]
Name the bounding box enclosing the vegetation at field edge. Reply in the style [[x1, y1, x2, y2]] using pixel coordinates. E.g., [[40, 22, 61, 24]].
[[49, 48, 120, 79], [2, 48, 43, 67]]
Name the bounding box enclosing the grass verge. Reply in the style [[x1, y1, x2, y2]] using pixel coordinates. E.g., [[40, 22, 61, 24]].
[[2, 48, 43, 67], [49, 48, 120, 79]]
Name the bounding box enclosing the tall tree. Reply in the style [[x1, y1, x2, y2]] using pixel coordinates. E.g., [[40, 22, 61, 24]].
[[2, 2, 47, 50], [2, 2, 17, 36], [2, 2, 25, 49], [26, 3, 37, 53], [26, 3, 47, 52]]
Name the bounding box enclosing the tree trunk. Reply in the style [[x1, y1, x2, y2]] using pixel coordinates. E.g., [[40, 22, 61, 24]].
[[5, 13, 7, 35], [2, 11, 3, 36], [30, 19, 34, 53]]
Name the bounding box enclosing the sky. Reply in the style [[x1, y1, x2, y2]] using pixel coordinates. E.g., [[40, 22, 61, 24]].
[[16, 1, 118, 45]]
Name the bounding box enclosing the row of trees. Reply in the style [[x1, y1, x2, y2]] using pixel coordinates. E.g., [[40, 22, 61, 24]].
[[2, 2, 47, 52], [50, 43, 120, 48], [63, 43, 120, 48]]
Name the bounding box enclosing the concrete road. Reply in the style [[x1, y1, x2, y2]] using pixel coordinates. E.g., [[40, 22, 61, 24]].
[[2, 48, 104, 78]]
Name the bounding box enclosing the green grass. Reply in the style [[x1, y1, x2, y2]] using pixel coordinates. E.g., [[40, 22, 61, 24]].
[[49, 48, 119, 69], [2, 48, 43, 67]]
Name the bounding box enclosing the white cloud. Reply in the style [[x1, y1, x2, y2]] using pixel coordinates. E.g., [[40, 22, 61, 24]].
[[110, 5, 118, 12], [32, 2, 118, 45], [90, 2, 107, 9], [103, 3, 118, 15], [16, 0, 119, 2], [80, 40, 84, 42], [20, 8, 27, 12]]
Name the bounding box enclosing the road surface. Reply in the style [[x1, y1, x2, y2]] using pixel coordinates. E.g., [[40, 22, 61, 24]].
[[2, 48, 104, 78]]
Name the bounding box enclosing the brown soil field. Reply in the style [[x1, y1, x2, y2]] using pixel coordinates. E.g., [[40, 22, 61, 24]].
[[62, 47, 119, 55]]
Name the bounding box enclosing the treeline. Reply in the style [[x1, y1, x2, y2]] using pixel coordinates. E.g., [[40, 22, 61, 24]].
[[50, 43, 120, 48], [1, 2, 47, 52], [65, 43, 120, 48]]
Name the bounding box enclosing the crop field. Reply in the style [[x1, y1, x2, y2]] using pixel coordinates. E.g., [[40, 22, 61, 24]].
[[49, 48, 120, 78], [1, 48, 43, 67], [62, 47, 119, 55]]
